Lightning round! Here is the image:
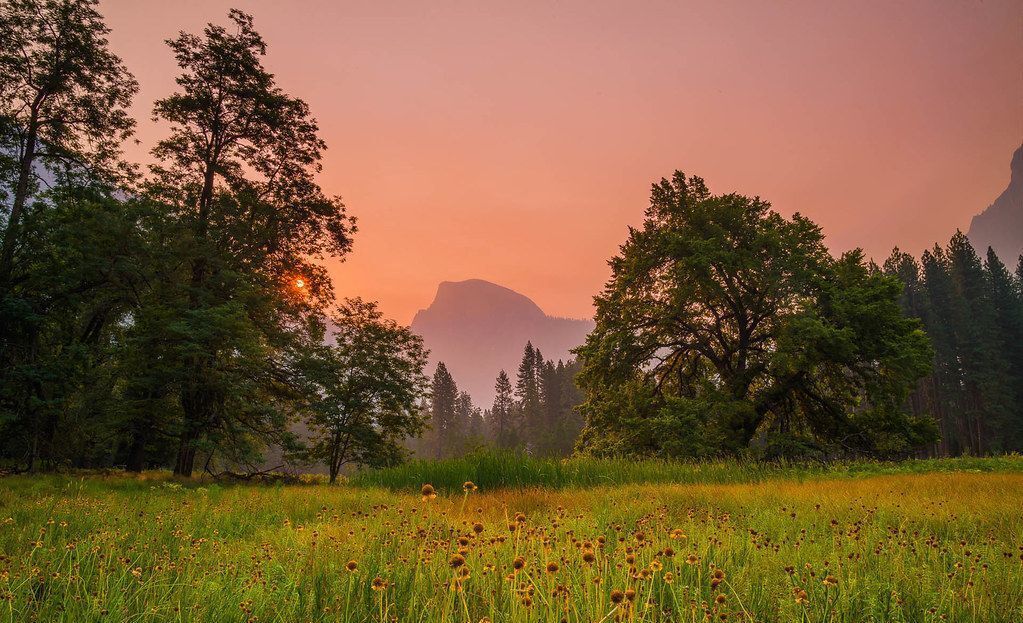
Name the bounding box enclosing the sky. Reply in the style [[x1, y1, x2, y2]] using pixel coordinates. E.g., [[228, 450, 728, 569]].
[[100, 0, 1022, 324]]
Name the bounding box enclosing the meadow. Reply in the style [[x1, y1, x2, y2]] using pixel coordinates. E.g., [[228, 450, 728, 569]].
[[1, 457, 1022, 622]]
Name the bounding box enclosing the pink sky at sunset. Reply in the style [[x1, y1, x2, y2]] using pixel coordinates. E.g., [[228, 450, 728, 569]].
[[100, 0, 1022, 324]]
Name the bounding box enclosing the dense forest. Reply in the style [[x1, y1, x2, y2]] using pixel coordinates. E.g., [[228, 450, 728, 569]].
[[1, 1, 1021, 476], [410, 342, 583, 459], [884, 234, 1023, 455]]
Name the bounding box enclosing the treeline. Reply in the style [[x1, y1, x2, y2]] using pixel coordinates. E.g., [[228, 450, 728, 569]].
[[0, 3, 429, 480], [411, 342, 584, 459], [884, 232, 1023, 455]]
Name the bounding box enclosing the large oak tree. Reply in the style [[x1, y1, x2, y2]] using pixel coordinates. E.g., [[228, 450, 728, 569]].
[[146, 10, 355, 476], [575, 172, 935, 459]]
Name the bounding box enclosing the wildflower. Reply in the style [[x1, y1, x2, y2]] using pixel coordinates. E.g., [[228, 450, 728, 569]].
[[371, 577, 387, 591], [610, 589, 625, 605], [686, 554, 700, 565], [794, 588, 809, 604], [823, 575, 838, 587], [513, 556, 526, 571], [463, 481, 478, 492], [514, 512, 526, 523], [546, 561, 559, 574], [449, 554, 466, 568], [472, 522, 484, 534], [650, 559, 663, 571], [345, 560, 358, 572], [625, 588, 636, 602], [421, 484, 437, 500], [664, 572, 675, 585], [715, 594, 727, 605], [671, 529, 687, 539], [582, 551, 596, 564]]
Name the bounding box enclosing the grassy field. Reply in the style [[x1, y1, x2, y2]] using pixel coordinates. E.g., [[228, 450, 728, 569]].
[[1, 459, 1022, 622]]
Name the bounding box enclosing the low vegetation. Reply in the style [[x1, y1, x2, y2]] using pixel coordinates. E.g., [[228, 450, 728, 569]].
[[3, 458, 1023, 622], [348, 450, 1023, 492]]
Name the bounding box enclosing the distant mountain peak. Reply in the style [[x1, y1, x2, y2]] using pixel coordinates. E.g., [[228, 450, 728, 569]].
[[413, 279, 546, 325], [411, 280, 593, 406], [968, 142, 1023, 264]]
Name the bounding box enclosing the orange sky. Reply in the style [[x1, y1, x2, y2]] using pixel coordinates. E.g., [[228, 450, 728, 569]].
[[101, 0, 1022, 324]]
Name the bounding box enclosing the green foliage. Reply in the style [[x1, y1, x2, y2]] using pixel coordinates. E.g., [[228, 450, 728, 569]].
[[575, 172, 936, 459], [297, 298, 429, 483]]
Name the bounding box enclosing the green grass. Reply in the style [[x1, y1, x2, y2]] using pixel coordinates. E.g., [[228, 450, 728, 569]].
[[348, 449, 1023, 492], [2, 459, 1023, 622]]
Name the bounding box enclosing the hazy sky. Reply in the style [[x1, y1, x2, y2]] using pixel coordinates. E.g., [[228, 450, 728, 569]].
[[101, 0, 1022, 323]]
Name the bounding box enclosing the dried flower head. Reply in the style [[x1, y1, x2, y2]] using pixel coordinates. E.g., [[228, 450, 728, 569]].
[[421, 484, 437, 500]]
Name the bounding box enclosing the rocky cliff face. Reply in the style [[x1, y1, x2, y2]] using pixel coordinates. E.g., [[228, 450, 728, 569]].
[[968, 143, 1023, 265], [410, 279, 593, 406]]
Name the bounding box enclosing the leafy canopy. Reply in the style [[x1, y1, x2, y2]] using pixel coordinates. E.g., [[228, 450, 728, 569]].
[[575, 172, 935, 459]]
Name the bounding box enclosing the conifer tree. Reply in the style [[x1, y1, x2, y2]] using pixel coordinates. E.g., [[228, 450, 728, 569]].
[[984, 248, 1023, 447], [946, 232, 1012, 453], [491, 370, 516, 448], [429, 362, 458, 459], [516, 342, 542, 448]]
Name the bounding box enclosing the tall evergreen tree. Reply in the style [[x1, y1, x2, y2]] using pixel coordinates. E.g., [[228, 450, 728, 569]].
[[516, 341, 542, 449], [491, 370, 516, 448], [946, 232, 1012, 453], [428, 362, 458, 459], [984, 247, 1023, 448]]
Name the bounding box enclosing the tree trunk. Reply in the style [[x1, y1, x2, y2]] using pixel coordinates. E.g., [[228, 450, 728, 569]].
[[174, 428, 199, 477], [126, 417, 150, 472], [0, 104, 41, 285]]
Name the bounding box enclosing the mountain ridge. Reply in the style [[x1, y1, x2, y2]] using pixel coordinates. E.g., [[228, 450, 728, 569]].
[[968, 142, 1023, 264]]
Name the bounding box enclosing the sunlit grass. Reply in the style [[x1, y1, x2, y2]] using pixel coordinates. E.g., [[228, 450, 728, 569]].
[[1, 462, 1022, 622]]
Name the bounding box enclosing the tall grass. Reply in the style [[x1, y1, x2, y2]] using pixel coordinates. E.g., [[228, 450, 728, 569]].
[[348, 449, 1023, 491]]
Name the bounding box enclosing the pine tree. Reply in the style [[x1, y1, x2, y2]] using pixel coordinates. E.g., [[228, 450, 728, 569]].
[[985, 247, 1023, 449], [947, 232, 1013, 453], [515, 342, 541, 449], [429, 362, 458, 459], [920, 245, 968, 454], [491, 370, 516, 448]]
